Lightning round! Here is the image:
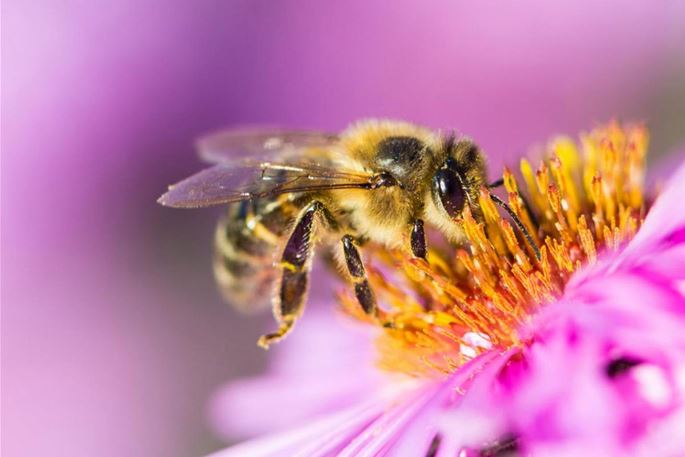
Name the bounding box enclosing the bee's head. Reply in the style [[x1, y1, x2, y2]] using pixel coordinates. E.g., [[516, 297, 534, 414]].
[[430, 137, 486, 220]]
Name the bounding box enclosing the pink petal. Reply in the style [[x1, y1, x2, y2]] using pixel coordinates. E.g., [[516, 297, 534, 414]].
[[499, 159, 685, 455], [338, 350, 504, 457], [206, 399, 386, 457], [209, 310, 386, 439], [616, 160, 685, 268]]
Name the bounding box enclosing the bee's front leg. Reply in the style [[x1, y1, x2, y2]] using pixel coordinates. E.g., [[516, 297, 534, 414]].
[[410, 219, 427, 259], [258, 201, 325, 349], [341, 235, 377, 317]]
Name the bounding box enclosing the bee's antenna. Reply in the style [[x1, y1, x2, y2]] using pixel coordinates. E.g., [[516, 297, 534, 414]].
[[487, 178, 504, 189], [489, 193, 541, 261]]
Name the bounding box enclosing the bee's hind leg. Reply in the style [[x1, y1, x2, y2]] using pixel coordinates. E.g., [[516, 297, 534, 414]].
[[258, 201, 325, 349], [341, 235, 378, 317]]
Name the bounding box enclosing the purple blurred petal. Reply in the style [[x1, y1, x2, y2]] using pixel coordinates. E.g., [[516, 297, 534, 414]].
[[209, 310, 389, 439]]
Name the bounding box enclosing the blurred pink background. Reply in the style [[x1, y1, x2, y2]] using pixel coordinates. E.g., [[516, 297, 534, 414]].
[[3, 1, 685, 456]]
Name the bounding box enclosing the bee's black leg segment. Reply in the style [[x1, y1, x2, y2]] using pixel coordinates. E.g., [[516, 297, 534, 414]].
[[354, 280, 376, 316], [258, 201, 323, 349], [341, 235, 377, 316], [410, 219, 427, 259]]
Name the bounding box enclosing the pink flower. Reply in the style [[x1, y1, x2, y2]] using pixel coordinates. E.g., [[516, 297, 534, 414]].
[[209, 125, 685, 456]]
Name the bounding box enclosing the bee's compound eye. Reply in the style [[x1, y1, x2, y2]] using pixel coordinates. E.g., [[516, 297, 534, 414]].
[[432, 169, 466, 218]]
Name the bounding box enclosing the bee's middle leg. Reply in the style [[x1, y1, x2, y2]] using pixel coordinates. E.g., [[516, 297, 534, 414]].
[[341, 235, 377, 317]]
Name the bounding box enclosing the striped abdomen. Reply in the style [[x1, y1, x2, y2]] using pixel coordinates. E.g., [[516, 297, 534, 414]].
[[213, 199, 300, 312]]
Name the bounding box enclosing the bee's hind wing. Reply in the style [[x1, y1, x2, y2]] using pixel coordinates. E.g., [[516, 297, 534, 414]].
[[197, 127, 340, 164]]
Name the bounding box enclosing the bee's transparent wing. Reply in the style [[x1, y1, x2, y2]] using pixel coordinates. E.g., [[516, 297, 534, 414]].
[[158, 162, 374, 208], [197, 127, 340, 164], [159, 127, 374, 208]]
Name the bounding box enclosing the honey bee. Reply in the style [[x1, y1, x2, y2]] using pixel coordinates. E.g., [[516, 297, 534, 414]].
[[158, 120, 538, 348]]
